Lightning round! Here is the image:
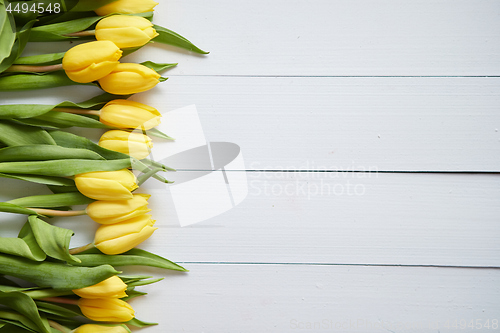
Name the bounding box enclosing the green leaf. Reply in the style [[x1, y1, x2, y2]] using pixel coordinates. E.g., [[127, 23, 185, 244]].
[[0, 203, 37, 216], [15, 111, 109, 129], [49, 130, 129, 160], [147, 127, 175, 140], [28, 16, 101, 41], [18, 222, 46, 261], [27, 215, 81, 264], [0, 236, 45, 261], [0, 104, 55, 119], [0, 173, 75, 186], [74, 248, 188, 272], [0, 310, 42, 333], [0, 71, 80, 91], [0, 145, 105, 162], [0, 3, 16, 64], [0, 158, 131, 176], [0, 253, 120, 289], [35, 301, 82, 318], [58, 92, 131, 109], [47, 185, 78, 194], [0, 120, 56, 146], [70, 0, 118, 11], [0, 19, 36, 73], [8, 192, 93, 208], [122, 289, 146, 301], [140, 61, 177, 73], [126, 277, 163, 288], [0, 291, 51, 333], [14, 52, 65, 66], [153, 25, 209, 54], [127, 317, 157, 328]]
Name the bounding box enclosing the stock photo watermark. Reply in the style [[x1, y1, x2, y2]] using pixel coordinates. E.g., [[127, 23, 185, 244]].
[[248, 161, 378, 199]]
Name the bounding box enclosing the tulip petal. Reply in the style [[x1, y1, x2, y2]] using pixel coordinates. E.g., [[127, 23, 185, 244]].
[[75, 178, 134, 200], [94, 0, 159, 16], [98, 63, 160, 95], [86, 194, 151, 224], [79, 298, 134, 322], [73, 276, 127, 299], [62, 41, 122, 83], [94, 215, 157, 255], [100, 99, 161, 130]]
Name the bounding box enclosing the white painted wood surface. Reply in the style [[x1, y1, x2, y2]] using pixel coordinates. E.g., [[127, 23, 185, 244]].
[[125, 0, 500, 76], [0, 0, 499, 332]]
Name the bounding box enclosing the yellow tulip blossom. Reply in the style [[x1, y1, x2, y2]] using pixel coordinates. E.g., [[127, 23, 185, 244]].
[[62, 41, 122, 83], [72, 276, 127, 299], [95, 15, 159, 49], [98, 63, 161, 95], [94, 214, 157, 255], [74, 324, 129, 333], [86, 193, 151, 225], [79, 298, 134, 322], [99, 130, 153, 160], [95, 0, 158, 16], [74, 169, 138, 201], [100, 99, 161, 130]]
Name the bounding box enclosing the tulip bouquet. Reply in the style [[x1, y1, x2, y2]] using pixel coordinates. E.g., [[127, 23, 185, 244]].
[[0, 0, 208, 331]]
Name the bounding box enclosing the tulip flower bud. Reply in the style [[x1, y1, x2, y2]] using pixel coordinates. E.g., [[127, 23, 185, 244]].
[[94, 214, 157, 255], [87, 193, 151, 225], [73, 276, 127, 299], [99, 130, 153, 160], [75, 169, 138, 201], [98, 63, 161, 95], [74, 324, 129, 333], [62, 41, 122, 83], [78, 298, 134, 322], [95, 0, 159, 16], [100, 99, 161, 130], [96, 15, 159, 49]]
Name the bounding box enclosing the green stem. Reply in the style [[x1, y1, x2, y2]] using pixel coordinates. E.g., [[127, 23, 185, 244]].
[[52, 107, 101, 116], [4, 64, 63, 73], [64, 30, 96, 37], [28, 208, 87, 217], [48, 320, 72, 333], [41, 297, 79, 305], [69, 243, 95, 255]]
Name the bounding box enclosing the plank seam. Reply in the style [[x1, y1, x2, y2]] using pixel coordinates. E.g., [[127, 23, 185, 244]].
[[177, 262, 500, 269]]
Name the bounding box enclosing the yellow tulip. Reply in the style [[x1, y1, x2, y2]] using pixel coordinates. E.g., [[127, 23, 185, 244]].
[[74, 169, 138, 201], [75, 324, 128, 333], [100, 99, 161, 130], [72, 276, 127, 299], [74, 324, 129, 333], [86, 193, 151, 225], [98, 63, 161, 95], [78, 298, 134, 322], [99, 130, 153, 160], [62, 41, 122, 83], [94, 214, 157, 255], [95, 15, 159, 49], [95, 0, 158, 16]]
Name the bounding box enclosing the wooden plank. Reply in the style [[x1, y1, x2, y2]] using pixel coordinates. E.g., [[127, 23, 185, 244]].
[[123, 0, 500, 76], [134, 172, 500, 267], [130, 264, 500, 332], [148, 76, 500, 172], [2, 77, 498, 171]]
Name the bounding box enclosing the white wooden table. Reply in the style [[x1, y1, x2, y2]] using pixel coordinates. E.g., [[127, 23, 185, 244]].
[[1, 0, 499, 332]]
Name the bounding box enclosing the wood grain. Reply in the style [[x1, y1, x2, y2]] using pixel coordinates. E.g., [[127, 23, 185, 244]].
[[128, 264, 500, 333], [134, 171, 500, 267], [124, 0, 500, 76]]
